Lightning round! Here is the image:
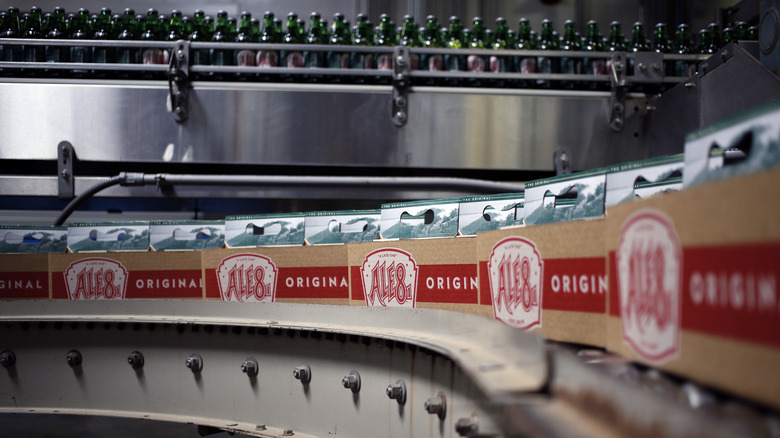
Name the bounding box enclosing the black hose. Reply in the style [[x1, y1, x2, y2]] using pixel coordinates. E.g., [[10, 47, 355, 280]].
[[53, 175, 123, 226]]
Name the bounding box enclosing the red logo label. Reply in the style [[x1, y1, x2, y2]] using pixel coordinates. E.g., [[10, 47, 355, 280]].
[[487, 237, 544, 330], [427, 54, 443, 71], [142, 48, 167, 65], [216, 254, 278, 302], [616, 210, 682, 363], [64, 258, 128, 300], [236, 49, 256, 67], [467, 55, 485, 72], [376, 54, 392, 70], [360, 248, 418, 307], [285, 52, 305, 68], [256, 50, 278, 67]]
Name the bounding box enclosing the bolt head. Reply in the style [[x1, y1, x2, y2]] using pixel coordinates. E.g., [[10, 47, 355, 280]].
[[386, 385, 395, 398], [177, 50, 185, 60], [396, 56, 406, 66], [293, 369, 300, 378], [241, 363, 248, 373]]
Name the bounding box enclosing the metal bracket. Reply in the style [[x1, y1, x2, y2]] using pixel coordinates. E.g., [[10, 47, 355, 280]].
[[632, 52, 665, 83], [392, 46, 411, 127], [168, 40, 189, 123], [57, 141, 74, 200], [609, 52, 627, 132]]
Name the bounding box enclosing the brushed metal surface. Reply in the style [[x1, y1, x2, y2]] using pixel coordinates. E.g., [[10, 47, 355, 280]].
[[0, 80, 646, 172]]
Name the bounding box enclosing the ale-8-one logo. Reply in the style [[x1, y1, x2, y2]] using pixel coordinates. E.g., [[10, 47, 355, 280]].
[[487, 237, 544, 330], [216, 254, 277, 302], [616, 210, 681, 363], [64, 258, 128, 300], [361, 248, 418, 307]]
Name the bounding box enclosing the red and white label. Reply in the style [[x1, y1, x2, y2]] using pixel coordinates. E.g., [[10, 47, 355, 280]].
[[285, 52, 305, 68], [467, 55, 485, 72], [236, 49, 256, 67], [216, 253, 278, 302], [427, 54, 443, 71], [360, 248, 418, 307], [64, 258, 128, 300], [376, 53, 392, 70], [256, 50, 278, 67], [142, 48, 167, 65], [487, 237, 544, 330], [519, 58, 536, 73], [616, 210, 682, 363]]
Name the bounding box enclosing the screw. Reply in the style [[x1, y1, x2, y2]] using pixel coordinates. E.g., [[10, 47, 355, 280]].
[[559, 152, 568, 164], [614, 62, 624, 72], [0, 350, 16, 368], [293, 363, 311, 384], [721, 50, 728, 60], [612, 102, 624, 113], [395, 111, 407, 122], [185, 353, 202, 372], [611, 117, 624, 132], [241, 358, 258, 377], [396, 55, 406, 67], [342, 370, 361, 392], [685, 82, 696, 89], [66, 350, 82, 368], [638, 63, 647, 72], [424, 392, 447, 420], [386, 380, 407, 404], [127, 351, 144, 369], [177, 49, 185, 60], [455, 415, 479, 436], [395, 96, 407, 107], [651, 63, 660, 71], [61, 169, 70, 180]]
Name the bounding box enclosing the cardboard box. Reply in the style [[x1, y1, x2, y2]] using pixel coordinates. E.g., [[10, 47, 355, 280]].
[[225, 213, 305, 247], [50, 251, 204, 299], [202, 246, 349, 304], [347, 238, 481, 314], [304, 210, 380, 245], [605, 167, 780, 408], [380, 198, 460, 239], [150, 220, 225, 251], [476, 219, 607, 346], [605, 154, 683, 208], [684, 99, 780, 188], [0, 226, 67, 299], [67, 222, 150, 253], [524, 169, 606, 226], [458, 193, 524, 236]]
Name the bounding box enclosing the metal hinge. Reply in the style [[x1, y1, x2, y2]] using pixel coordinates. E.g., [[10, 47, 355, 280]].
[[392, 46, 411, 127], [168, 40, 189, 123], [609, 52, 627, 132], [57, 141, 75, 200]]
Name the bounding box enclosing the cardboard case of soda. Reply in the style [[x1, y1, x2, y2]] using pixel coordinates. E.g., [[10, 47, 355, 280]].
[[224, 213, 305, 247], [349, 199, 482, 314], [304, 210, 380, 245], [149, 220, 225, 251], [476, 169, 608, 344], [0, 226, 67, 300], [51, 222, 203, 300], [605, 102, 780, 409], [458, 193, 524, 236]]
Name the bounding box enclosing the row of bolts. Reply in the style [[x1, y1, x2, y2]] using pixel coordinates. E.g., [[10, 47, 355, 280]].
[[1, 349, 478, 434]]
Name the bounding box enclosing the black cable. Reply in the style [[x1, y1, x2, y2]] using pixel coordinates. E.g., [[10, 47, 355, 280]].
[[53, 175, 123, 226]]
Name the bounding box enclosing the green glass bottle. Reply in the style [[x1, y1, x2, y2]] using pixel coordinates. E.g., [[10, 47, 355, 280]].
[[536, 19, 559, 88], [467, 16, 486, 74], [303, 12, 325, 68], [559, 20, 581, 89], [22, 6, 44, 65], [707, 22, 721, 53], [140, 9, 165, 65], [747, 25, 758, 41], [92, 8, 114, 65], [0, 11, 22, 69], [606, 21, 626, 78], [211, 10, 233, 68], [235, 11, 257, 67], [188, 10, 209, 68], [421, 15, 443, 73], [182, 15, 193, 38], [256, 11, 279, 69], [673, 24, 695, 77], [70, 8, 92, 77], [513, 18, 536, 88], [228, 17, 238, 41], [735, 21, 748, 41], [444, 16, 465, 78], [282, 12, 304, 68], [653, 22, 673, 78], [582, 20, 606, 90], [351, 13, 373, 70], [327, 13, 350, 71], [115, 9, 137, 66], [45, 7, 68, 65], [490, 17, 510, 74], [374, 13, 394, 73], [697, 28, 710, 54], [399, 15, 420, 70], [7, 7, 20, 34], [629, 21, 649, 78]]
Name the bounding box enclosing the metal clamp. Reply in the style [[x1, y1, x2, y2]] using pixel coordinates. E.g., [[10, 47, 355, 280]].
[[57, 141, 75, 200], [632, 51, 665, 84], [392, 45, 411, 127], [609, 52, 627, 132], [168, 40, 189, 123]]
